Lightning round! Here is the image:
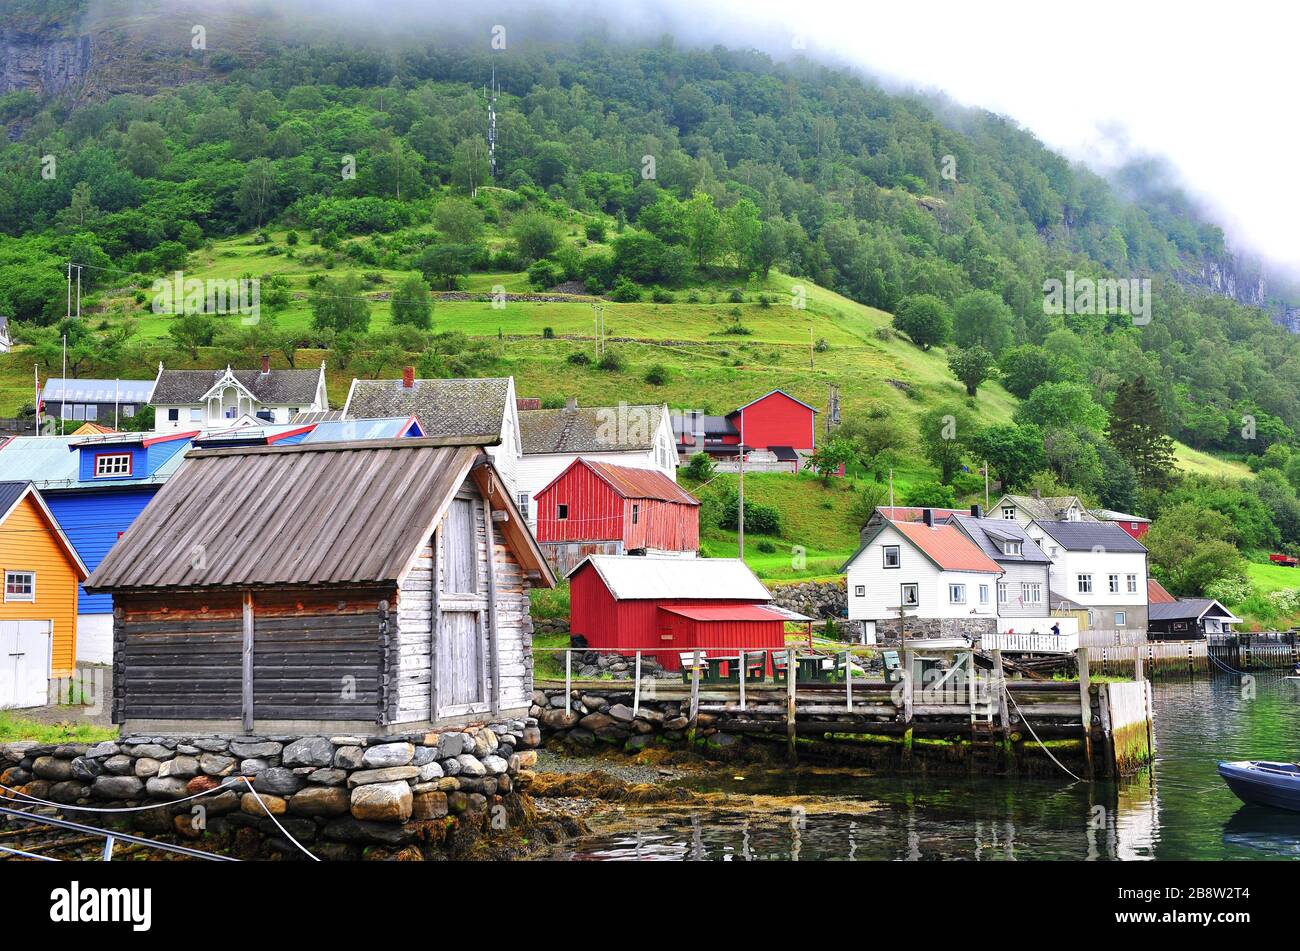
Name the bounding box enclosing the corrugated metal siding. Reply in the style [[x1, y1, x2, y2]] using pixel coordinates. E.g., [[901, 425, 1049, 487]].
[[735, 391, 816, 451], [46, 488, 158, 613]]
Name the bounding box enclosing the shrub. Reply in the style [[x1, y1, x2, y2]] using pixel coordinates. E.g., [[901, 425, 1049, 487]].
[[566, 351, 591, 366], [684, 452, 715, 481], [728, 287, 744, 303], [718, 488, 781, 535], [543, 326, 555, 339], [609, 276, 642, 302], [585, 221, 606, 242], [651, 287, 674, 303], [757, 540, 777, 554], [527, 258, 565, 290], [597, 349, 626, 372], [644, 364, 669, 385]]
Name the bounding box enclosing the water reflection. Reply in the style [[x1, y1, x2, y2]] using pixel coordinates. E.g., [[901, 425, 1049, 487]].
[[553, 674, 1300, 861]]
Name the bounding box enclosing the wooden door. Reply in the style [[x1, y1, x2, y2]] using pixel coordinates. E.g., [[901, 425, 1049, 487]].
[[435, 496, 489, 719], [0, 620, 51, 709]]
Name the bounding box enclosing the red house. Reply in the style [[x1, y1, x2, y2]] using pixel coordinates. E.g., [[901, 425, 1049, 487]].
[[1092, 509, 1151, 540], [673, 389, 819, 471], [534, 459, 700, 573], [567, 555, 787, 670]]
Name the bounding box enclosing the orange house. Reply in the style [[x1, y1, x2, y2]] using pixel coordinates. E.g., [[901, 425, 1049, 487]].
[[0, 481, 88, 679]]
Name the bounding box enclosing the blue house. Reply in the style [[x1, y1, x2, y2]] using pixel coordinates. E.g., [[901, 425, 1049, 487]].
[[0, 430, 195, 664]]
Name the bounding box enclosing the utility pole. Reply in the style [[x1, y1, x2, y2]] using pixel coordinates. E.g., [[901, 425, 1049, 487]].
[[888, 468, 895, 509], [738, 410, 746, 560], [809, 326, 814, 370], [592, 302, 605, 358], [59, 334, 66, 436], [984, 460, 990, 511]]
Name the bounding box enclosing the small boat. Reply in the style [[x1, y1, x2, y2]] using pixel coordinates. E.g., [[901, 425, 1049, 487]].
[[1218, 761, 1300, 812]]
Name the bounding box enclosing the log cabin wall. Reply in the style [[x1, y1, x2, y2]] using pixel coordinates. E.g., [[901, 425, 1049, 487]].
[[112, 586, 392, 727]]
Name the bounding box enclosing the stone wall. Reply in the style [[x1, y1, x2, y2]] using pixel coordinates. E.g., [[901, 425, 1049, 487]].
[[872, 617, 995, 640], [769, 580, 847, 620], [0, 719, 546, 860]]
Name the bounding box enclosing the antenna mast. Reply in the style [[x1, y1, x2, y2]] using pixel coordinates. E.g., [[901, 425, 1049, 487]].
[[487, 66, 499, 180]]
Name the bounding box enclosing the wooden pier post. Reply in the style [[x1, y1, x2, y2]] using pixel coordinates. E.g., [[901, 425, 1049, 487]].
[[993, 649, 1011, 747], [845, 650, 852, 712], [902, 648, 915, 767], [564, 650, 572, 714], [1133, 643, 1144, 682], [241, 590, 255, 733], [690, 649, 701, 724], [738, 649, 746, 712], [786, 647, 797, 764], [632, 651, 642, 718], [1078, 647, 1094, 778]]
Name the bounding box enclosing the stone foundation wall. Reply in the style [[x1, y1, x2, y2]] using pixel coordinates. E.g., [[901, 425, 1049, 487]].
[[0, 718, 545, 859], [871, 617, 995, 640], [769, 580, 847, 620]]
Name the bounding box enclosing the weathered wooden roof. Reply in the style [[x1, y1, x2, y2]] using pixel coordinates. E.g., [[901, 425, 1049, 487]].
[[85, 436, 521, 591]]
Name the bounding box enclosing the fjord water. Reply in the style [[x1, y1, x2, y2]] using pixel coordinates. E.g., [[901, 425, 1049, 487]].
[[556, 676, 1300, 860]]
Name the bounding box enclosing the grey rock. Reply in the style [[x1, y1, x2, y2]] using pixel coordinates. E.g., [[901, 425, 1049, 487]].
[[199, 753, 237, 776], [32, 756, 73, 781], [192, 738, 231, 753], [481, 755, 508, 775], [442, 756, 461, 776], [254, 767, 303, 796], [608, 703, 635, 722], [229, 740, 282, 759], [333, 746, 365, 769], [92, 775, 144, 798], [346, 766, 420, 787], [157, 755, 199, 779], [239, 758, 269, 775], [102, 754, 133, 775], [417, 761, 445, 782], [70, 757, 103, 781], [454, 754, 486, 778], [361, 742, 414, 768], [288, 785, 350, 817], [84, 741, 120, 759], [412, 746, 439, 767], [282, 736, 334, 767], [48, 781, 89, 802], [436, 733, 466, 759], [133, 757, 162, 778], [126, 743, 173, 760], [145, 776, 190, 798]]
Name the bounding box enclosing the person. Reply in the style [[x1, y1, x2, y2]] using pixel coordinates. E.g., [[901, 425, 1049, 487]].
[[1051, 621, 1061, 637]]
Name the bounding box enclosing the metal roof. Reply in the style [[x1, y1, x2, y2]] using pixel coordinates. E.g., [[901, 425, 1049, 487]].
[[1149, 599, 1240, 623], [0, 435, 191, 491], [40, 378, 155, 404], [1090, 508, 1150, 523], [890, 521, 1003, 573], [0, 481, 28, 520], [290, 410, 344, 424], [951, 515, 1052, 564], [567, 555, 771, 601], [671, 412, 738, 439], [86, 437, 545, 591], [521, 403, 667, 454], [658, 604, 789, 622], [302, 417, 420, 443], [1148, 578, 1177, 604], [1033, 520, 1148, 553], [542, 459, 697, 504], [344, 378, 511, 440]]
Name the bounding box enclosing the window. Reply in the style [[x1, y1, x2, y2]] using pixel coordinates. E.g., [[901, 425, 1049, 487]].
[[85, 404, 97, 421], [998, 582, 1009, 603], [72, 404, 85, 421], [948, 583, 966, 604], [855, 585, 865, 598], [882, 545, 900, 568], [979, 585, 989, 605], [1077, 573, 1092, 594], [1126, 574, 1138, 594], [1048, 545, 1058, 556], [900, 583, 919, 607], [1130, 522, 1140, 530], [1001, 506, 1016, 520], [1002, 540, 1022, 556], [632, 504, 640, 525], [122, 404, 135, 418], [1108, 574, 1120, 594], [195, 409, 207, 422], [4, 571, 34, 602], [1023, 582, 1043, 604], [517, 493, 530, 519], [556, 503, 569, 520], [94, 453, 132, 478], [167, 408, 179, 422], [60, 404, 71, 420], [1115, 611, 1127, 627]]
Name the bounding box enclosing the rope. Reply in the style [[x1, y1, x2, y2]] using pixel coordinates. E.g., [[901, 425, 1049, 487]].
[[1002, 684, 1085, 783], [1207, 650, 1256, 678], [239, 777, 319, 862]]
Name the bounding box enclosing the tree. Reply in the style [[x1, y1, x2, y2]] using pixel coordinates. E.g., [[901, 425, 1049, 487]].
[[310, 273, 370, 335], [510, 212, 561, 264], [124, 121, 168, 178], [722, 198, 761, 272], [804, 436, 855, 483], [416, 244, 481, 290], [838, 414, 910, 483], [683, 191, 722, 268], [948, 345, 996, 397], [997, 344, 1056, 399], [167, 311, 218, 360], [684, 452, 715, 481], [450, 137, 490, 195], [1107, 376, 1177, 490], [753, 221, 785, 278], [237, 158, 276, 227], [432, 198, 484, 244], [968, 423, 1045, 490], [1144, 503, 1247, 596], [893, 294, 950, 350], [919, 403, 972, 484], [391, 273, 432, 330], [55, 182, 101, 233], [952, 289, 1013, 355], [1015, 381, 1106, 431], [903, 481, 957, 507]]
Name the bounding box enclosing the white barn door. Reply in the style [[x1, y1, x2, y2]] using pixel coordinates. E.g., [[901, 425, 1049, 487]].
[[0, 620, 52, 709], [435, 496, 489, 719]]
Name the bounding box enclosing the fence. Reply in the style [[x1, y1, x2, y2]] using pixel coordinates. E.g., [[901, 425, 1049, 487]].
[[1090, 641, 1209, 678], [1207, 632, 1299, 672]]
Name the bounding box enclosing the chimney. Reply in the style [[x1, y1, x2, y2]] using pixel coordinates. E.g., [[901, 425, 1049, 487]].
[[517, 398, 541, 411], [1030, 488, 1041, 500], [970, 504, 982, 518], [565, 396, 578, 411], [260, 354, 270, 375], [692, 409, 704, 450], [922, 508, 933, 528], [402, 366, 415, 389]]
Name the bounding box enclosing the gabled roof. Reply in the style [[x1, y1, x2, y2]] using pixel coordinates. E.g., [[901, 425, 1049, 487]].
[[539, 458, 697, 505], [521, 403, 667, 454], [86, 437, 552, 592], [729, 389, 819, 416], [996, 494, 1095, 522], [950, 515, 1051, 564], [189, 423, 316, 448], [1149, 598, 1241, 623], [0, 434, 193, 491], [1033, 520, 1148, 553], [1148, 578, 1176, 604], [40, 378, 155, 404], [152, 366, 322, 406], [302, 417, 422, 443], [291, 410, 344, 424], [70, 422, 117, 436], [875, 506, 968, 523], [567, 555, 770, 601], [0, 481, 89, 578], [843, 518, 1002, 574], [344, 377, 511, 440], [671, 412, 738, 440], [1090, 508, 1151, 524]]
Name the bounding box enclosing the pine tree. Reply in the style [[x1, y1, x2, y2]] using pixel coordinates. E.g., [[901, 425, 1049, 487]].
[[1107, 376, 1176, 489]]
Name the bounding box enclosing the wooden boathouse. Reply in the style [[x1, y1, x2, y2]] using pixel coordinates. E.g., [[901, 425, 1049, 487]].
[[84, 436, 555, 735]]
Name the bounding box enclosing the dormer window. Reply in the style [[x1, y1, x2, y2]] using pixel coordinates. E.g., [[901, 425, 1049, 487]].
[[1001, 507, 1016, 520], [94, 453, 132, 478], [1002, 541, 1022, 556]]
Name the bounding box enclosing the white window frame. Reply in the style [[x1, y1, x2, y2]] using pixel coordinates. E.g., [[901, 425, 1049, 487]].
[[1077, 573, 1092, 594], [4, 570, 35, 602], [1126, 574, 1138, 594], [516, 492, 530, 519], [1003, 541, 1022, 556], [1115, 611, 1127, 627], [948, 583, 966, 604], [978, 584, 989, 605], [1001, 507, 1016, 520], [1108, 573, 1120, 594], [94, 453, 132, 478], [1022, 582, 1043, 604], [854, 585, 865, 598], [900, 583, 919, 607], [882, 545, 900, 569], [998, 582, 1009, 603]]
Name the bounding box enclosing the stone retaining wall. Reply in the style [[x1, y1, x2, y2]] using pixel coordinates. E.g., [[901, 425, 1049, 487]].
[[768, 580, 847, 620], [0, 719, 545, 859]]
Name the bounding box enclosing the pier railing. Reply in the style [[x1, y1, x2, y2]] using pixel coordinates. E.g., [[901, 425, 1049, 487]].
[[983, 632, 1079, 654]]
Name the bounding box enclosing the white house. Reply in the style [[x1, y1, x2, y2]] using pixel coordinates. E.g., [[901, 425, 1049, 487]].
[[151, 358, 328, 431], [842, 512, 1003, 641], [517, 399, 675, 526], [992, 492, 1096, 527], [0, 315, 11, 354], [947, 512, 1053, 626], [342, 371, 522, 498], [1026, 520, 1149, 631]]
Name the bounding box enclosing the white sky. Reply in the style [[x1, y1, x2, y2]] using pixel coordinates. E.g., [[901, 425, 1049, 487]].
[[648, 0, 1296, 273]]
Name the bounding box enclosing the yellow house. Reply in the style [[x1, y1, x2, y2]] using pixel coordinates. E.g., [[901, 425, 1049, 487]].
[[0, 481, 88, 679]]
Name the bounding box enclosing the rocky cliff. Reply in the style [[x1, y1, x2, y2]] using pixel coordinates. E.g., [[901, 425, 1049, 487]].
[[0, 28, 92, 98]]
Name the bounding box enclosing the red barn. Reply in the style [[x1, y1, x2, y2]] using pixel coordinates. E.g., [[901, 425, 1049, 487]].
[[673, 389, 819, 471], [534, 459, 700, 573], [567, 555, 787, 670]]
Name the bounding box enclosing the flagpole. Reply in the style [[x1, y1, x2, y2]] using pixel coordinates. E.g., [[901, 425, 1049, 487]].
[[60, 334, 66, 436]]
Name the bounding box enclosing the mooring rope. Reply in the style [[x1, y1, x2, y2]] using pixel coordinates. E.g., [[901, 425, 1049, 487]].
[[240, 777, 319, 862], [1001, 684, 1085, 784], [1206, 650, 1256, 678]]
